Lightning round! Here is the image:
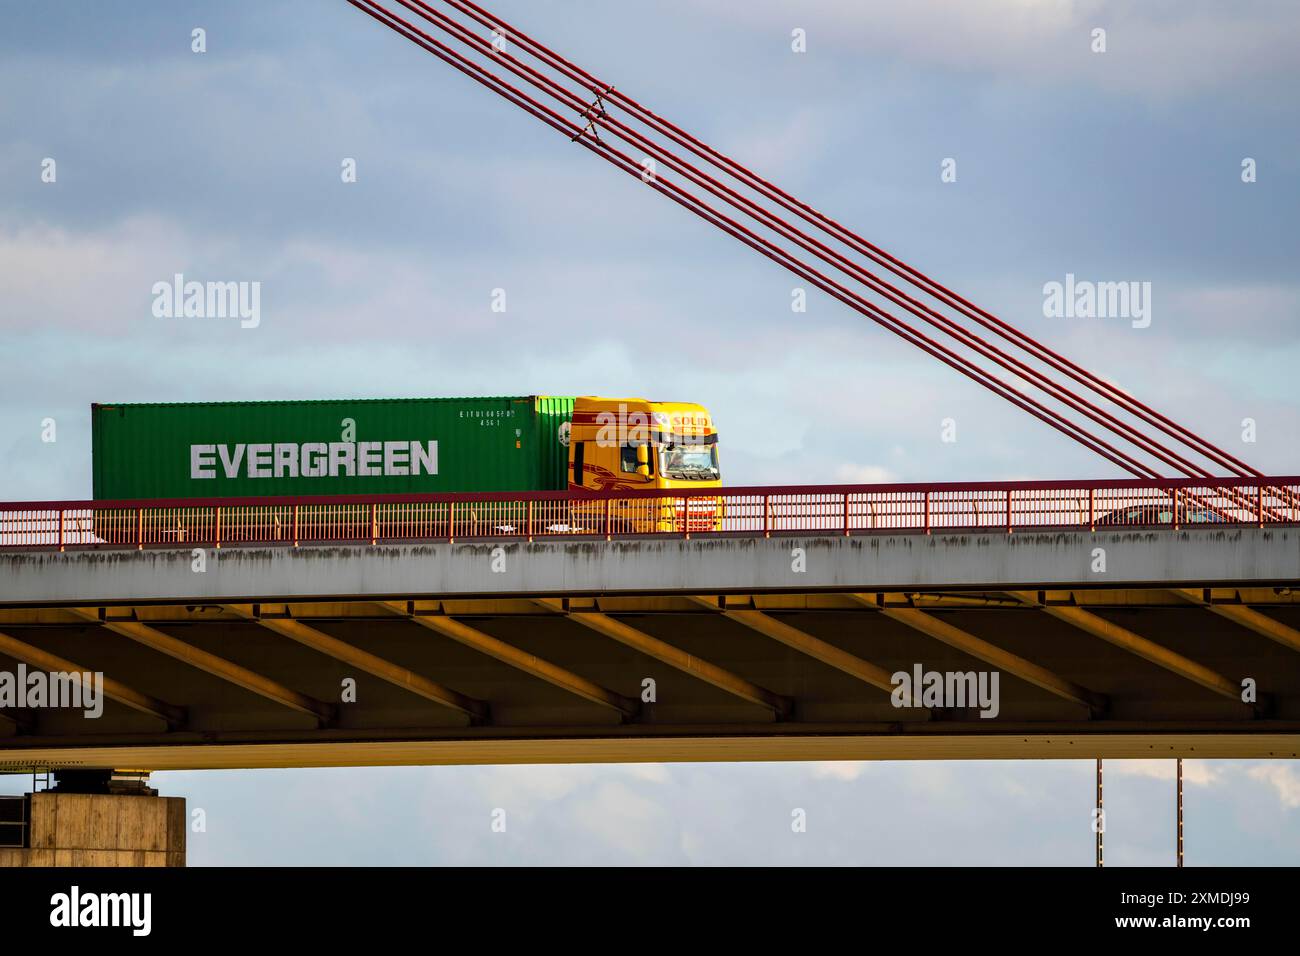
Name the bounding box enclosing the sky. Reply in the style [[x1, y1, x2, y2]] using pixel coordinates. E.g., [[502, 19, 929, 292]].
[[1, 0, 1299, 864]]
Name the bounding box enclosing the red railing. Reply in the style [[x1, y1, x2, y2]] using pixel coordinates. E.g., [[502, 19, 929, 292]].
[[1, 477, 1298, 552]]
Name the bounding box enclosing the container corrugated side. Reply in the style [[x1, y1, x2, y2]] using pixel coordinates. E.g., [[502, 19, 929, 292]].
[[534, 395, 576, 491], [91, 396, 573, 500]]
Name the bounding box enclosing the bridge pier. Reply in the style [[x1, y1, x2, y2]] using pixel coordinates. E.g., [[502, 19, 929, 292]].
[[0, 772, 185, 867]]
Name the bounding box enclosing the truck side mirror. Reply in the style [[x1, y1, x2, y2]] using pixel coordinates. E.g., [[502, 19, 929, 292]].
[[636, 443, 650, 477]]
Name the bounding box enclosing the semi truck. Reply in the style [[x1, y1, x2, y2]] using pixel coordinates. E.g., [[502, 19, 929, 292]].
[[89, 395, 721, 540]]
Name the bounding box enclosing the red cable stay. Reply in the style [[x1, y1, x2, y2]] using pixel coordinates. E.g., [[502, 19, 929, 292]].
[[346, 0, 1271, 493]]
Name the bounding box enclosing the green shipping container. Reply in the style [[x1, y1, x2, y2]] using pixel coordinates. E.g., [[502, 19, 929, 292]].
[[91, 396, 577, 500]]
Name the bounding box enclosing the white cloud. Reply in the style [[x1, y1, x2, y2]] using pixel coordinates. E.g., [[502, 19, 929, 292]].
[[1107, 759, 1221, 786], [810, 760, 868, 780], [1163, 282, 1300, 338], [569, 781, 674, 857], [681, 0, 1300, 99], [473, 762, 669, 812], [1248, 764, 1300, 809], [0, 218, 187, 333], [833, 463, 896, 484], [717, 107, 837, 181], [136, 759, 1300, 864]]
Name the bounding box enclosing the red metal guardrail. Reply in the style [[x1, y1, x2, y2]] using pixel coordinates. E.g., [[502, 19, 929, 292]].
[[1, 477, 1298, 552]]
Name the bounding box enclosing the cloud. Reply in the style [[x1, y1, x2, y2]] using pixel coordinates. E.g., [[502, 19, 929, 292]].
[[473, 762, 670, 813], [679, 0, 1300, 100], [810, 761, 868, 781], [1248, 764, 1300, 809], [1098, 758, 1300, 810], [0, 218, 185, 333], [832, 463, 896, 484], [1107, 759, 1221, 786], [569, 781, 675, 857], [716, 107, 838, 180], [1162, 282, 1300, 339], [118, 758, 1300, 865]]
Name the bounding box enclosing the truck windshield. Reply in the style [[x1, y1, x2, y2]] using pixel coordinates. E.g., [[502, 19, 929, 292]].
[[659, 443, 719, 480]]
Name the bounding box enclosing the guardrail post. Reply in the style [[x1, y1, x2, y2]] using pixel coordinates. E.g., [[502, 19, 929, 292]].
[[763, 495, 771, 538], [58, 510, 65, 552], [1172, 488, 1180, 530], [1089, 488, 1095, 532], [214, 506, 222, 549], [448, 501, 456, 542], [924, 491, 931, 535], [682, 497, 690, 540], [293, 505, 299, 547], [604, 497, 612, 541], [136, 508, 143, 550], [1006, 489, 1013, 534], [370, 503, 377, 546], [1258, 485, 1265, 528], [527, 499, 534, 542], [843, 491, 850, 536]]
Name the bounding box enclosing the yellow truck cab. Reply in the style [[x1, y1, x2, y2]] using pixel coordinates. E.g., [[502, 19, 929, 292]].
[[567, 396, 722, 532]]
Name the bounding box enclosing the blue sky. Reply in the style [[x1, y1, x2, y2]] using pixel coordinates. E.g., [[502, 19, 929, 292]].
[[2, 0, 1299, 863]]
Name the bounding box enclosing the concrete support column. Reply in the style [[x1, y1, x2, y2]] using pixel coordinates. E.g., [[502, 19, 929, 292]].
[[0, 773, 185, 867]]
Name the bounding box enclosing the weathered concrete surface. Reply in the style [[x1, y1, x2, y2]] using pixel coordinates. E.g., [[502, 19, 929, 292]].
[[0, 792, 185, 867], [2, 528, 1296, 606]]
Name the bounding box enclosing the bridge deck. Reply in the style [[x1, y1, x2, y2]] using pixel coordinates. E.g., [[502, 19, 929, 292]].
[[1, 528, 1298, 769]]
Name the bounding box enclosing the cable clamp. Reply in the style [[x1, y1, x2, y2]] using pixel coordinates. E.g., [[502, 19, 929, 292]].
[[571, 86, 614, 142]]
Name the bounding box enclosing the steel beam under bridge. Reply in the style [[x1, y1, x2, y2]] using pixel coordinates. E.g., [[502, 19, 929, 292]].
[[2, 580, 1300, 769]]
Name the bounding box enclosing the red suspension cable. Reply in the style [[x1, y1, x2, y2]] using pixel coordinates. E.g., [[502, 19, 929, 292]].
[[385, 0, 1225, 481], [349, 0, 1262, 483], [437, 0, 1261, 479], [348, 0, 1165, 478]]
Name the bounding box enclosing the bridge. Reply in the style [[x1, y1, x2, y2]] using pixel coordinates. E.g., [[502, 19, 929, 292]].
[[2, 476, 1298, 773]]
